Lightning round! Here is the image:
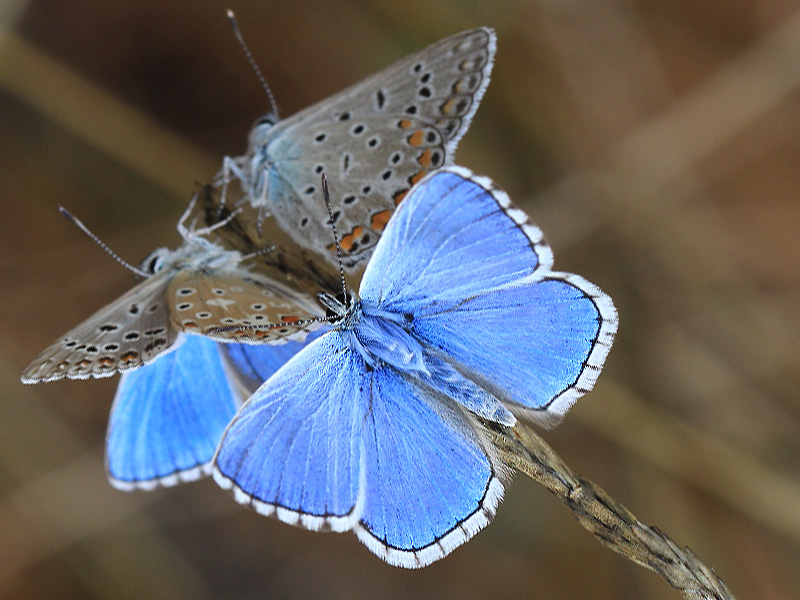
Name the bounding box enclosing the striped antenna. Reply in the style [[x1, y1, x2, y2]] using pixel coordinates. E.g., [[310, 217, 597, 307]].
[[321, 173, 350, 309], [58, 207, 149, 278], [226, 9, 279, 120]]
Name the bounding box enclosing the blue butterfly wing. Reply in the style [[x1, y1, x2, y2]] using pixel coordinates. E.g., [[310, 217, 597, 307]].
[[220, 326, 330, 396], [359, 168, 552, 310], [213, 332, 368, 531], [360, 167, 617, 426], [106, 334, 238, 490], [411, 278, 616, 425], [356, 368, 506, 568]]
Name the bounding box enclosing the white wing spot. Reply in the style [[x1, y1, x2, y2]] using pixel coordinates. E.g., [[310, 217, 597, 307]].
[[206, 298, 237, 310]]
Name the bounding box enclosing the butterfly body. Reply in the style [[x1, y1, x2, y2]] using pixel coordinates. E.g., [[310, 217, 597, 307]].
[[337, 302, 422, 371], [213, 167, 618, 567], [329, 298, 518, 427], [220, 28, 496, 270]]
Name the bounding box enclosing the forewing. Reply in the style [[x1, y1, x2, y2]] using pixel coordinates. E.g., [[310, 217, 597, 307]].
[[106, 334, 238, 490], [259, 28, 496, 268], [213, 332, 369, 532], [22, 272, 178, 383], [168, 271, 326, 344], [275, 28, 495, 151], [356, 368, 507, 568], [360, 167, 552, 311]]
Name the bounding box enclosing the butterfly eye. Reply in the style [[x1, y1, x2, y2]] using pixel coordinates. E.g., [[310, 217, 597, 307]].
[[146, 256, 161, 273], [322, 291, 355, 319], [317, 291, 353, 319], [139, 248, 170, 275], [254, 112, 277, 129]]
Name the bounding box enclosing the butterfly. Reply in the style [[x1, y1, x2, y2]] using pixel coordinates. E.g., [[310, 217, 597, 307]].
[[219, 27, 496, 271], [20, 195, 335, 384], [22, 187, 343, 489], [212, 167, 619, 568], [106, 329, 328, 490]]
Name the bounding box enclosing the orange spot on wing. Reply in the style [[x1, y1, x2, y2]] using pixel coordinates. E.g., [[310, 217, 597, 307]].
[[339, 226, 364, 251], [120, 351, 138, 363], [417, 150, 433, 168], [371, 210, 391, 230], [441, 98, 457, 115], [393, 189, 409, 205], [399, 119, 413, 129], [409, 171, 426, 186], [408, 130, 424, 147], [281, 315, 301, 324], [233, 328, 271, 340], [98, 357, 115, 366]]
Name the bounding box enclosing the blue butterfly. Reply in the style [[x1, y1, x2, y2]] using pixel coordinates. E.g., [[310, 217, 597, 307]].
[[106, 331, 326, 490], [212, 167, 618, 567]]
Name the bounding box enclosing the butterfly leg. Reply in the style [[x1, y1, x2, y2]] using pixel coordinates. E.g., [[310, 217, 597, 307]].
[[217, 155, 249, 214]]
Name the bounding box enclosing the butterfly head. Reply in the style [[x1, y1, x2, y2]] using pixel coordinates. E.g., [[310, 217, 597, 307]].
[[318, 290, 358, 324], [139, 247, 174, 275], [248, 113, 278, 149]]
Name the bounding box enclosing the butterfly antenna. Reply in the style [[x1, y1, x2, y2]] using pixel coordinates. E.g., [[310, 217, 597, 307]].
[[321, 173, 350, 309], [240, 244, 277, 262], [209, 314, 333, 340], [226, 9, 279, 119], [58, 207, 149, 278]]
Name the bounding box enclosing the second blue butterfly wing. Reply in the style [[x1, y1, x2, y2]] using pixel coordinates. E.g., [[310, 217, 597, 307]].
[[107, 334, 238, 490], [359, 168, 618, 426], [107, 332, 320, 490], [220, 326, 330, 396]]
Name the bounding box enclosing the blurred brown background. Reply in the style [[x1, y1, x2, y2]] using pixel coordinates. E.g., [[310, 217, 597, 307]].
[[1, 0, 799, 598]]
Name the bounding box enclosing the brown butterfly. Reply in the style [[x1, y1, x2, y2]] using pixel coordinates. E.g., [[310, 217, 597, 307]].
[[21, 187, 340, 384]]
